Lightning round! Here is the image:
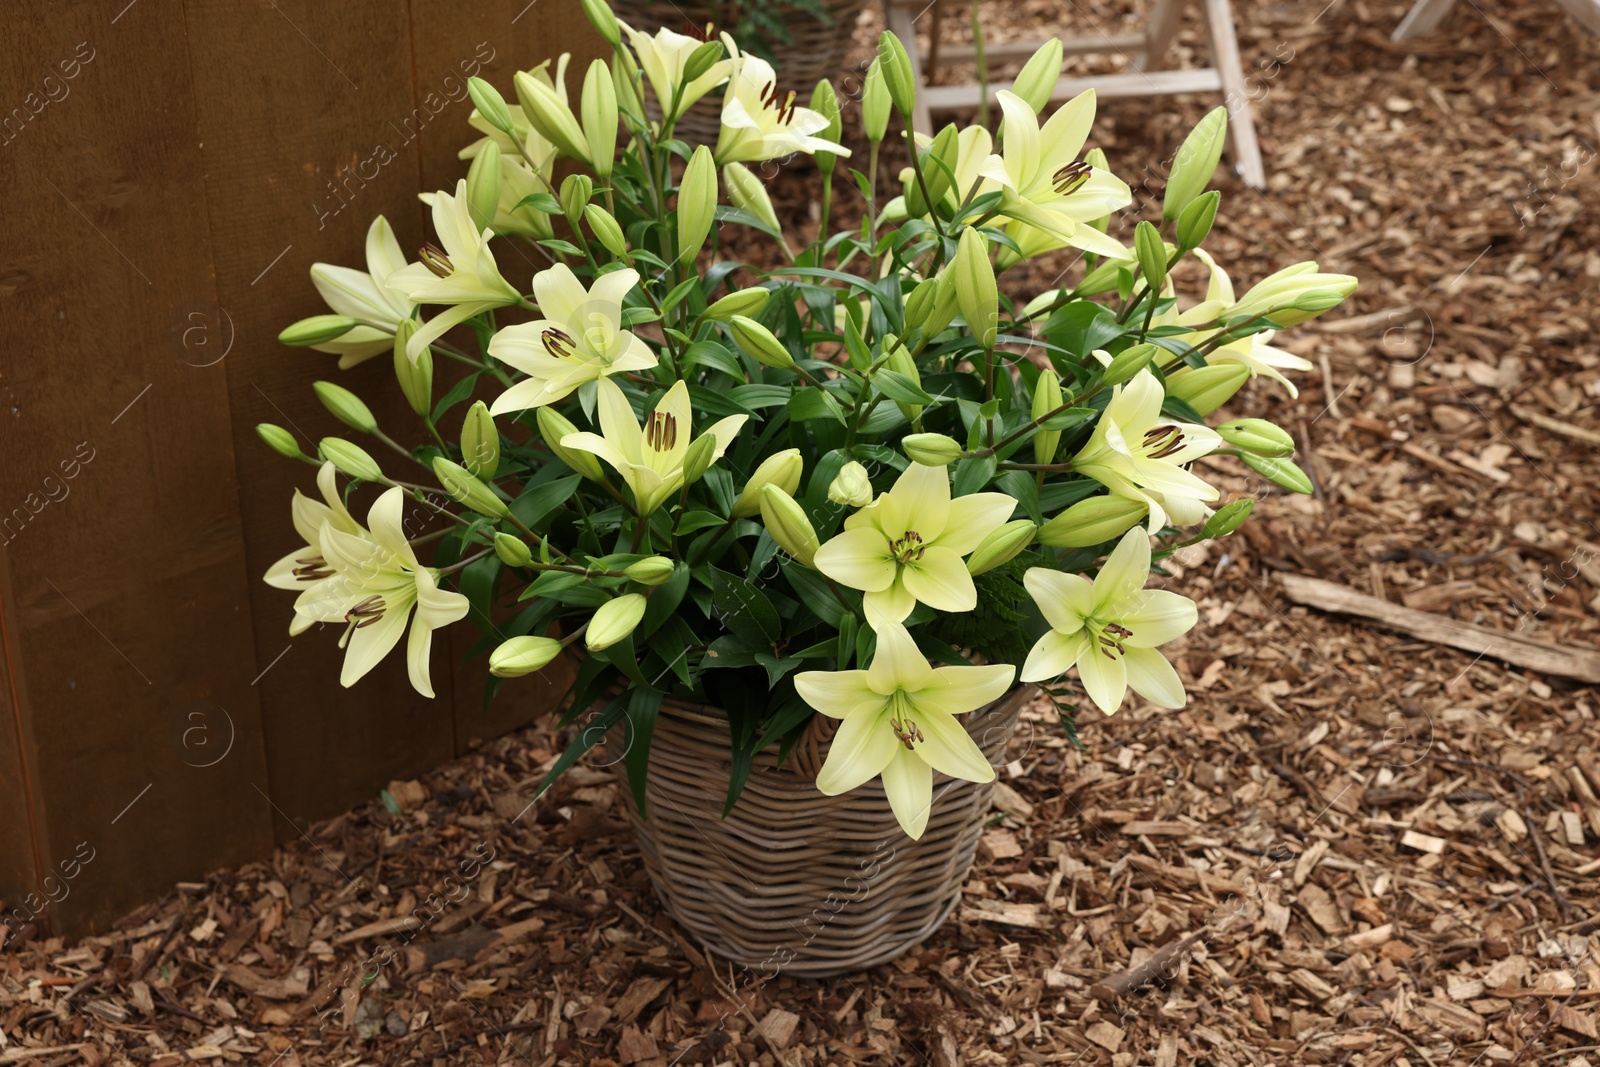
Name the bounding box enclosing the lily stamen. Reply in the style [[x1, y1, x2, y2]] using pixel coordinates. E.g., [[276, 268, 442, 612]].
[[292, 555, 334, 582], [1052, 160, 1092, 196], [541, 327, 576, 359], [645, 411, 678, 452], [418, 242, 454, 279]]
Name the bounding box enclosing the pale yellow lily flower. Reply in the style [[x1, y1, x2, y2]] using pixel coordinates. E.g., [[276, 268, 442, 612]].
[[621, 21, 734, 126], [714, 53, 851, 164], [307, 216, 415, 368], [264, 462, 368, 636]]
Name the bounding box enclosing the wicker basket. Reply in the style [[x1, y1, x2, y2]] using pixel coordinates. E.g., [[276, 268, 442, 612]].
[[612, 0, 867, 147], [614, 685, 1030, 977]]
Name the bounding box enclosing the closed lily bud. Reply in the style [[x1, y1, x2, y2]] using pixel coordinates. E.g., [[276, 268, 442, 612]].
[[1082, 148, 1112, 233], [811, 79, 842, 177], [281, 314, 360, 347], [723, 162, 782, 233], [967, 519, 1036, 576], [677, 145, 716, 265], [1134, 220, 1168, 294], [579, 0, 621, 47], [624, 556, 676, 586], [536, 407, 605, 481], [955, 228, 999, 349], [490, 635, 564, 677], [1012, 39, 1064, 114], [587, 593, 647, 651], [732, 448, 803, 518], [828, 461, 873, 507], [903, 433, 962, 467], [461, 400, 500, 478], [1217, 418, 1295, 458], [1227, 262, 1357, 326], [923, 271, 961, 338], [877, 32, 917, 119], [1101, 343, 1158, 387], [1032, 368, 1063, 465], [515, 69, 590, 163], [584, 204, 627, 258], [257, 423, 304, 460], [581, 59, 618, 178], [494, 532, 533, 567], [313, 381, 378, 434], [759, 486, 818, 567], [902, 276, 940, 332], [683, 40, 725, 83], [1165, 363, 1250, 415], [1163, 105, 1227, 220], [862, 60, 890, 144], [393, 320, 433, 415], [433, 456, 509, 518], [1038, 495, 1147, 548], [1200, 498, 1254, 540], [905, 123, 957, 218], [465, 141, 501, 234], [560, 173, 593, 229], [1240, 453, 1315, 495], [729, 315, 794, 369], [705, 287, 770, 321], [681, 434, 718, 485], [319, 437, 384, 482], [884, 335, 922, 423], [1176, 189, 1220, 251], [468, 76, 517, 137]]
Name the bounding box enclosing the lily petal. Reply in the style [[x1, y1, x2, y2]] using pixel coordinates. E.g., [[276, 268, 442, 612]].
[[815, 528, 897, 593], [795, 669, 880, 717], [1020, 629, 1088, 683], [900, 545, 978, 613], [815, 702, 898, 795], [881, 749, 934, 839], [1123, 646, 1187, 708], [1117, 588, 1198, 647], [1023, 568, 1094, 634]]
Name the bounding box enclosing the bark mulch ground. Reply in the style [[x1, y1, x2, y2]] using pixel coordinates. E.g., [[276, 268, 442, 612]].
[[6, 0, 1600, 1063]]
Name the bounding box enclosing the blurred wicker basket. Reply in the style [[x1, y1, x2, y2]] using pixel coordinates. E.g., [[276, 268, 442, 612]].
[[614, 685, 1030, 977], [612, 0, 866, 147]]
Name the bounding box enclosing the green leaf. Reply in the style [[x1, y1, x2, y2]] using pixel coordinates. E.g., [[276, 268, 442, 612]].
[[535, 697, 625, 804], [874, 369, 936, 405], [755, 653, 804, 688], [458, 554, 501, 636], [684, 339, 746, 379], [788, 388, 848, 424], [510, 474, 581, 529], [621, 306, 660, 328], [430, 371, 482, 424], [1160, 393, 1208, 424], [709, 568, 781, 646], [620, 687, 663, 817], [674, 510, 728, 535], [661, 276, 701, 314], [783, 559, 851, 629]]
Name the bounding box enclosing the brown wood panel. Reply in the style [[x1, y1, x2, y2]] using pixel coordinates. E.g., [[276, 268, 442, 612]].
[[0, 0, 275, 935]]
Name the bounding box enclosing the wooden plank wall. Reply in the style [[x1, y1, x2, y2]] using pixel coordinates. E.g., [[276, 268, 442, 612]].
[[0, 0, 600, 939]]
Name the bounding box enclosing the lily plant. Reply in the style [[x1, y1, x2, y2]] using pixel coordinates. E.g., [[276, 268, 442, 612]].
[[265, 3, 1355, 839]]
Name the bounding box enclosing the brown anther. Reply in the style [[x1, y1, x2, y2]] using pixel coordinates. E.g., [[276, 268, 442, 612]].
[[779, 90, 797, 125], [418, 242, 454, 278], [1105, 622, 1132, 639], [346, 595, 387, 627], [890, 717, 923, 750], [1052, 160, 1093, 196], [891, 530, 926, 565], [541, 327, 576, 359], [291, 555, 334, 581], [645, 411, 678, 452]]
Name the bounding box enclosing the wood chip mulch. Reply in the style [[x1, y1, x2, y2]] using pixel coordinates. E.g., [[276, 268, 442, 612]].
[[6, 0, 1599, 1063]]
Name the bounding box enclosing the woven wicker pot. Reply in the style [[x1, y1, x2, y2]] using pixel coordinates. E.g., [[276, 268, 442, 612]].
[[611, 0, 867, 147], [615, 685, 1030, 977]]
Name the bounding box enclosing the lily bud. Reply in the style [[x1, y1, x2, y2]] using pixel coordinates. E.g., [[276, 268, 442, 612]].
[[681, 434, 717, 485], [584, 204, 627, 258], [579, 0, 621, 47], [1032, 368, 1063, 465], [625, 556, 676, 586], [677, 145, 716, 265], [731, 448, 803, 518], [612, 45, 643, 125], [536, 407, 605, 481], [432, 456, 509, 518], [1075, 256, 1121, 295], [490, 635, 564, 677], [1134, 220, 1168, 294], [515, 69, 590, 162], [257, 423, 304, 460], [1038, 495, 1147, 547], [319, 437, 384, 482], [460, 400, 500, 478], [280, 314, 360, 347], [883, 335, 922, 423], [903, 433, 962, 467], [1101, 343, 1158, 387], [312, 381, 378, 434], [1165, 363, 1250, 415], [902, 276, 940, 332], [1240, 453, 1315, 495], [811, 79, 843, 177], [1227, 263, 1357, 326], [587, 593, 647, 651], [1217, 418, 1295, 458], [465, 141, 501, 234], [468, 76, 517, 137], [1176, 189, 1219, 251], [494, 532, 534, 567], [683, 40, 725, 83], [828, 461, 873, 507], [759, 485, 819, 567], [723, 162, 782, 233], [1200, 498, 1254, 540], [862, 60, 890, 144], [581, 59, 618, 178], [1082, 148, 1112, 233], [967, 519, 1036, 576], [876, 32, 917, 119], [560, 173, 593, 229], [1012, 39, 1064, 113], [394, 321, 433, 416], [954, 227, 998, 348], [923, 271, 961, 337], [729, 315, 794, 369], [905, 123, 957, 218], [1163, 105, 1227, 220], [705, 287, 770, 321]]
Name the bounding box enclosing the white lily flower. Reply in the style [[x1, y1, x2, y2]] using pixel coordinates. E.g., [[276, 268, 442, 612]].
[[563, 378, 747, 517], [488, 264, 658, 412], [293, 487, 470, 698], [797, 618, 1012, 839], [814, 463, 1014, 625], [307, 216, 415, 368], [1072, 368, 1222, 531], [264, 462, 368, 635], [387, 180, 523, 360], [622, 21, 734, 126], [1020, 526, 1197, 715], [714, 53, 851, 165]]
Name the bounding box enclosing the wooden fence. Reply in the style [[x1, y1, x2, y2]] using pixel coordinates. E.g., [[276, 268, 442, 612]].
[[0, 0, 602, 939]]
